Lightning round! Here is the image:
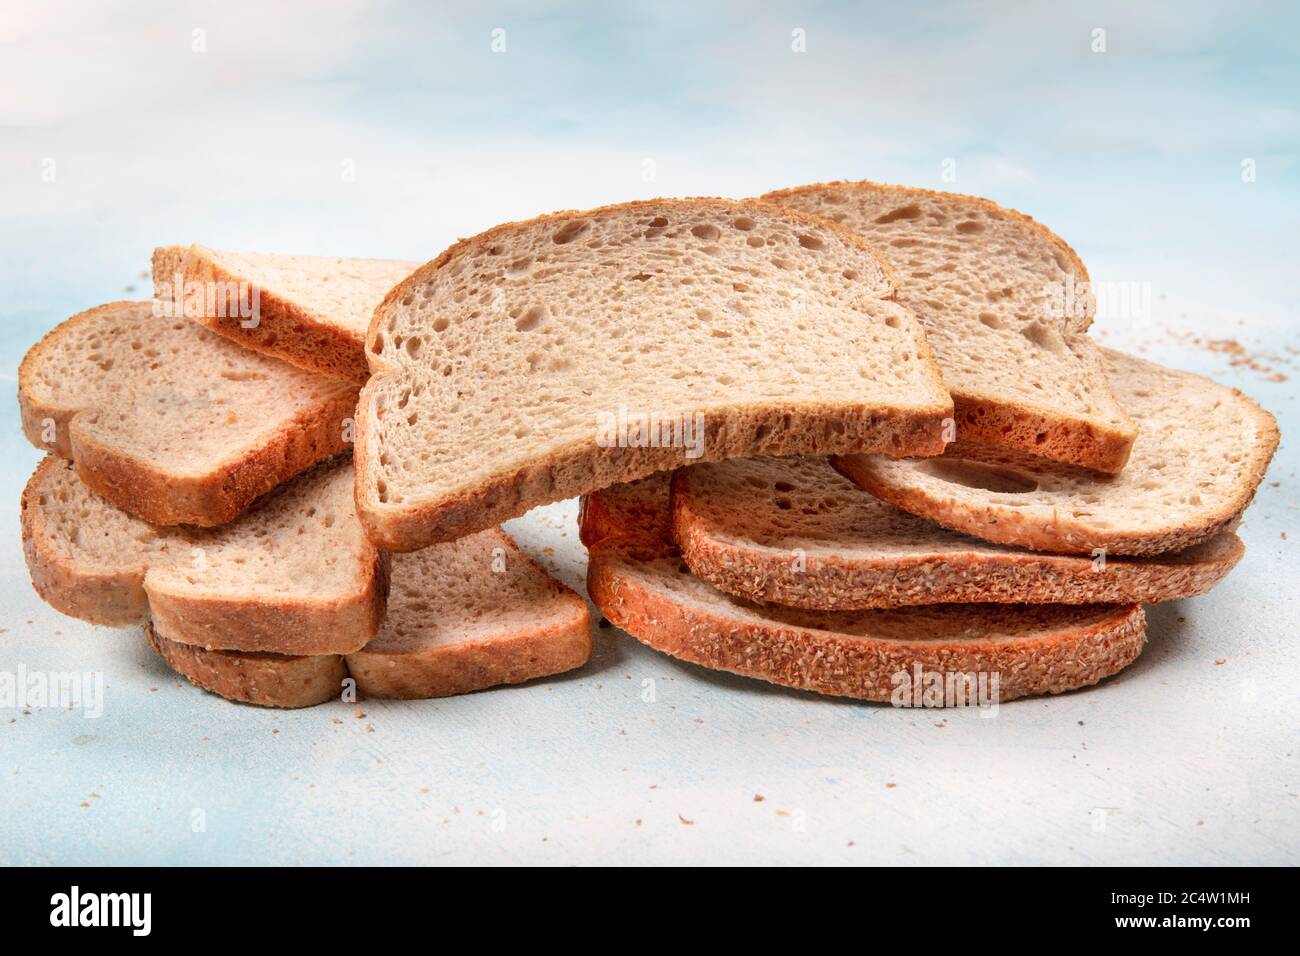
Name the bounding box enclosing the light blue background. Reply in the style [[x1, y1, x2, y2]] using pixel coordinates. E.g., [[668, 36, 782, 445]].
[[1, 1, 1296, 864]]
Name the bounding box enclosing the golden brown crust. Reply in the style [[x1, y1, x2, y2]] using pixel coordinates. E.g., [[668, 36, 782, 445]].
[[146, 552, 389, 656], [832, 386, 1280, 558], [669, 467, 1244, 608], [152, 245, 402, 384], [20, 458, 151, 626], [346, 590, 591, 698], [358, 398, 950, 551], [586, 546, 1147, 703], [356, 197, 953, 551], [145, 623, 346, 708], [759, 181, 1137, 473], [20, 456, 389, 654], [18, 301, 360, 527]]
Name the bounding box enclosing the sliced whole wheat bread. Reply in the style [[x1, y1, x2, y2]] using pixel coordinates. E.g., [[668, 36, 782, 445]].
[[21, 456, 386, 655], [581, 477, 1146, 703], [18, 301, 358, 526], [145, 528, 592, 707], [145, 623, 350, 709], [671, 457, 1243, 609], [356, 198, 953, 551], [833, 349, 1279, 556], [763, 181, 1137, 473], [152, 245, 418, 383]]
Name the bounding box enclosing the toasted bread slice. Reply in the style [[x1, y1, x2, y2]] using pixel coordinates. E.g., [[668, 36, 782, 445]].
[[153, 245, 418, 383], [21, 456, 385, 655], [356, 198, 953, 551], [671, 457, 1244, 609], [18, 301, 358, 526], [763, 181, 1137, 472], [145, 529, 592, 707], [581, 477, 1146, 703], [833, 349, 1280, 556]]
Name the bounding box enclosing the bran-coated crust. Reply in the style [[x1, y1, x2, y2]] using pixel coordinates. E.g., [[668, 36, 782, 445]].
[[145, 623, 347, 709], [580, 480, 1147, 703], [670, 469, 1244, 609]]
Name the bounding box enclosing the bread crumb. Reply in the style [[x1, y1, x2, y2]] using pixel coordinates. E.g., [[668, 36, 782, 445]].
[[885, 783, 897, 789], [1214, 658, 1227, 665], [753, 794, 765, 802], [678, 814, 694, 825]]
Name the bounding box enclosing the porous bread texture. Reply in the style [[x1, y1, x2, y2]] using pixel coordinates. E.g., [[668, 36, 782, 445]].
[[145, 528, 592, 707], [833, 349, 1280, 556], [153, 245, 418, 383], [762, 181, 1137, 473], [581, 478, 1146, 704], [21, 456, 385, 655], [18, 301, 358, 526], [356, 197, 954, 551], [672, 457, 1243, 609]]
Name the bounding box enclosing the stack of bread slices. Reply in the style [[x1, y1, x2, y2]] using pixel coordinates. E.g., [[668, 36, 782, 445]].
[[18, 184, 1279, 708]]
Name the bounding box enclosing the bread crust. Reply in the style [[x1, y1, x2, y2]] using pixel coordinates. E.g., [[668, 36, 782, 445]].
[[760, 180, 1136, 473], [587, 546, 1147, 703], [152, 245, 415, 384], [670, 467, 1243, 609], [145, 623, 346, 708], [831, 370, 1280, 557], [20, 456, 389, 655], [18, 301, 359, 527], [21, 458, 151, 626], [359, 398, 951, 551], [582, 478, 1147, 702]]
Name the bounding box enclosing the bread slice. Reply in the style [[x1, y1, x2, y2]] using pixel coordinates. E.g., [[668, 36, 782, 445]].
[[145, 623, 348, 709], [833, 349, 1280, 556], [145, 528, 592, 707], [671, 457, 1244, 609], [21, 456, 386, 655], [762, 181, 1137, 473], [18, 301, 358, 526], [581, 478, 1147, 703], [152, 245, 418, 382], [355, 198, 954, 551]]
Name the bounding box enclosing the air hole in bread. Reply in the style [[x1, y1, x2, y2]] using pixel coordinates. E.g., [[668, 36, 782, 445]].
[[553, 220, 592, 245], [917, 458, 1039, 495], [691, 224, 721, 241], [875, 204, 923, 224], [732, 216, 756, 231], [516, 305, 547, 332], [797, 234, 825, 251], [1019, 321, 1067, 354], [956, 220, 984, 234], [978, 312, 1004, 330]]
